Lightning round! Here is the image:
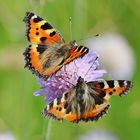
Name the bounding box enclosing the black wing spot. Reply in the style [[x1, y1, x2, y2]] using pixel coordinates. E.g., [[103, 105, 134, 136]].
[[23, 12, 34, 23], [59, 107, 62, 111], [41, 22, 53, 30], [81, 47, 88, 54], [99, 82, 105, 89], [109, 91, 113, 95], [113, 89, 116, 92], [118, 81, 125, 87], [50, 31, 56, 37], [107, 81, 115, 88], [77, 46, 83, 52], [40, 37, 47, 42], [36, 32, 39, 35], [36, 45, 47, 54], [33, 17, 42, 23]]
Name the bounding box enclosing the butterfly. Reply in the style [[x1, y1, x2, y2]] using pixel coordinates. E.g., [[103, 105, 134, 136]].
[[43, 76, 132, 123], [23, 12, 89, 78]]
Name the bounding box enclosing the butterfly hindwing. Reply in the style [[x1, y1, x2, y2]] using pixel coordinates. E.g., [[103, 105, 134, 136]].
[[44, 91, 110, 123], [80, 103, 110, 122], [43, 77, 111, 123], [87, 80, 133, 102], [23, 44, 69, 77], [44, 77, 132, 123], [23, 12, 64, 45]]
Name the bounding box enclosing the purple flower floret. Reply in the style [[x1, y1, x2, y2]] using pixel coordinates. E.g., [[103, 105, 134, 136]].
[[34, 52, 107, 102]]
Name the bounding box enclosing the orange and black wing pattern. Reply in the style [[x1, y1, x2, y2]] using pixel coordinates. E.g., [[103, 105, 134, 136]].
[[23, 12, 64, 45], [43, 91, 73, 121], [23, 44, 89, 78], [64, 44, 89, 65], [23, 13, 89, 78], [88, 80, 133, 102], [23, 12, 65, 78], [23, 44, 66, 77], [43, 90, 110, 123], [44, 79, 132, 123]]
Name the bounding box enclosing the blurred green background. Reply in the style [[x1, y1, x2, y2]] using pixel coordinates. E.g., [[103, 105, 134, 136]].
[[0, 0, 139, 140]]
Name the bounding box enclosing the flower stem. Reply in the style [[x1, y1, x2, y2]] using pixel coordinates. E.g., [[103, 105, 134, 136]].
[[45, 119, 52, 140]]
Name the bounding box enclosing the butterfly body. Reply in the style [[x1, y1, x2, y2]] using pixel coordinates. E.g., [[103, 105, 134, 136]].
[[23, 12, 89, 78], [44, 77, 132, 123], [71, 77, 101, 115]]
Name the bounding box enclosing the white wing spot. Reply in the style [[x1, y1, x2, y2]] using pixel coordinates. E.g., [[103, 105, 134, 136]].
[[114, 81, 119, 87], [104, 81, 109, 89], [124, 81, 127, 86], [53, 99, 57, 107], [32, 15, 37, 19], [47, 105, 50, 110], [61, 93, 65, 102]]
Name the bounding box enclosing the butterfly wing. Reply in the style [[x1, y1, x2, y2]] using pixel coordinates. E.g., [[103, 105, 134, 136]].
[[64, 44, 89, 65], [23, 13, 89, 78], [23, 12, 64, 46], [44, 91, 73, 121], [23, 44, 69, 77], [44, 79, 132, 123], [43, 86, 110, 123], [79, 80, 133, 122], [80, 103, 110, 122], [87, 80, 133, 102], [23, 43, 89, 78]]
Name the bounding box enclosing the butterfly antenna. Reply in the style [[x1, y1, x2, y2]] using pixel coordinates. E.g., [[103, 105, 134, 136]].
[[69, 17, 72, 40], [77, 34, 99, 43], [60, 66, 75, 86], [84, 56, 98, 78], [61, 76, 75, 87]]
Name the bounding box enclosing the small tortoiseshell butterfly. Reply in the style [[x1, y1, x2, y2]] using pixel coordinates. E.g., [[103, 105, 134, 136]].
[[43, 77, 132, 123], [23, 12, 89, 78]]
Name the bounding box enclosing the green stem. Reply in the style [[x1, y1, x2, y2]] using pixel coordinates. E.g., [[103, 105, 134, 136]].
[[45, 119, 52, 140]]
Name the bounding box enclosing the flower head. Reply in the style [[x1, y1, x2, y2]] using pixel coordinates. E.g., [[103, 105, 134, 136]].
[[34, 52, 106, 102]]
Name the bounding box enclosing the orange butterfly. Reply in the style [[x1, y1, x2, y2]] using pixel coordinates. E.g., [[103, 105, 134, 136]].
[[23, 12, 89, 78], [43, 77, 132, 123]]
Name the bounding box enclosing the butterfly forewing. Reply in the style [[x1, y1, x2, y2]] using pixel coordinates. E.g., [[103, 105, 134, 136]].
[[44, 91, 73, 121], [23, 12, 64, 45], [87, 80, 133, 102]]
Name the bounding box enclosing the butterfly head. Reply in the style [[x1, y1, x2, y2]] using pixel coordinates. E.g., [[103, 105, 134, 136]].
[[70, 40, 78, 47], [77, 76, 84, 85], [75, 77, 87, 95]]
